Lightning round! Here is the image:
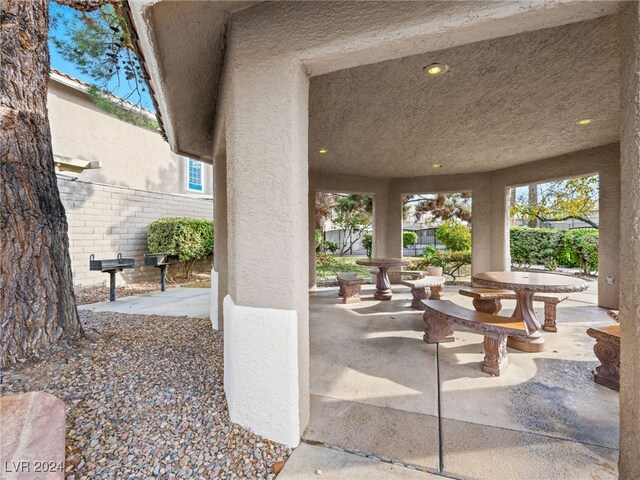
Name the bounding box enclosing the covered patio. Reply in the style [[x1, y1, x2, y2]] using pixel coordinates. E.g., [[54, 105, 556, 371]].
[[128, 1, 639, 478], [307, 284, 618, 478]]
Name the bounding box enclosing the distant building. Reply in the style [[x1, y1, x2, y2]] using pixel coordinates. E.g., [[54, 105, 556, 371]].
[[49, 70, 213, 288]]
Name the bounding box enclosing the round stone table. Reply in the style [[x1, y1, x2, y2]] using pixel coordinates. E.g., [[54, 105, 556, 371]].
[[472, 271, 588, 352], [355, 258, 409, 300]]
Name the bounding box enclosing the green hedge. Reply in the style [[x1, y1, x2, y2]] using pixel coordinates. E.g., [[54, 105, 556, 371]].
[[147, 217, 214, 262], [403, 231, 418, 248], [510, 227, 598, 274], [436, 220, 471, 252]]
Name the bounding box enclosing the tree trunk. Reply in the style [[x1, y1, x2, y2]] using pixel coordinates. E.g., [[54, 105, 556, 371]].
[[1, 0, 82, 366]]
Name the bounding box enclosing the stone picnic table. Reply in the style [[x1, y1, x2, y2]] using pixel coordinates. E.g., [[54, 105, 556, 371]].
[[472, 271, 588, 352], [355, 257, 409, 300]]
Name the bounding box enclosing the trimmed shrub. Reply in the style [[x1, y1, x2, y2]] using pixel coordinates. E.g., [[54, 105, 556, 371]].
[[403, 231, 418, 248], [561, 229, 599, 274], [509, 227, 598, 273], [147, 217, 214, 263], [362, 233, 373, 258], [510, 227, 563, 269], [436, 220, 471, 252]]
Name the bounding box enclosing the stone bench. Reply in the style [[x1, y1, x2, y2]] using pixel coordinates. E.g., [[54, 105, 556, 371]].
[[458, 287, 568, 332], [401, 276, 446, 309], [422, 299, 527, 376], [337, 272, 365, 304], [388, 269, 425, 284], [587, 315, 620, 391]]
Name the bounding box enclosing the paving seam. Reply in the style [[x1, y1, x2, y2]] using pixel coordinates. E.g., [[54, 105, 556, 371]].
[[300, 438, 465, 480], [307, 393, 619, 451]]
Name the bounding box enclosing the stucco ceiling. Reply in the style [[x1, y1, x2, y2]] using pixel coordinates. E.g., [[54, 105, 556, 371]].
[[309, 16, 620, 178]]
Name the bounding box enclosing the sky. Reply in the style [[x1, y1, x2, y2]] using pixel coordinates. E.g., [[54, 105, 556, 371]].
[[49, 1, 155, 112]]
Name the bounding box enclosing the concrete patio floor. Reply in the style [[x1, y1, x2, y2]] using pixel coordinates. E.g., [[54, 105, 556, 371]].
[[78, 287, 210, 318], [308, 283, 619, 479]]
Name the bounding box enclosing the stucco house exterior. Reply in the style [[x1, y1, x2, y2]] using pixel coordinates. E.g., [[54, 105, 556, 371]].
[[48, 70, 213, 287], [126, 1, 640, 477]]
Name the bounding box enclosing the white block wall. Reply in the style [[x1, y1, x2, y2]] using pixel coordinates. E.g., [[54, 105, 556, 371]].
[[58, 178, 213, 289]]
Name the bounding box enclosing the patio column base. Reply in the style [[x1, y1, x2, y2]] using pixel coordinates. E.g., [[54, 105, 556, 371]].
[[223, 296, 300, 447]]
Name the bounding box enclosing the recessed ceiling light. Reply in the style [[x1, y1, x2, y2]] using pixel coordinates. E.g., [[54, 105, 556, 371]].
[[432, 163, 443, 168], [577, 119, 592, 125], [319, 148, 328, 154], [424, 63, 449, 76]]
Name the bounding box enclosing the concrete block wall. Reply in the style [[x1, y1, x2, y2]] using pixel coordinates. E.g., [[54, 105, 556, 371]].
[[58, 178, 213, 289]]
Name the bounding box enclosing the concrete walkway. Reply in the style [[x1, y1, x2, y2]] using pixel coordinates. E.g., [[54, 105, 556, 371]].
[[278, 444, 440, 480], [78, 287, 210, 318]]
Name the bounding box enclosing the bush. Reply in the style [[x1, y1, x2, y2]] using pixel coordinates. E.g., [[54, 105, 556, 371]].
[[147, 218, 214, 277], [510, 227, 563, 269], [561, 229, 599, 274], [412, 249, 471, 281], [323, 241, 339, 254], [362, 233, 373, 258], [403, 231, 418, 248], [315, 229, 323, 251], [509, 227, 598, 273], [436, 220, 471, 252]]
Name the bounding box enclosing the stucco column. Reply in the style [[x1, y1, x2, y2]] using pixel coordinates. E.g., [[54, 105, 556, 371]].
[[386, 190, 404, 261], [372, 183, 390, 258], [470, 175, 492, 274], [224, 60, 309, 447], [211, 152, 228, 330], [309, 178, 317, 290], [489, 177, 511, 271], [619, 3, 640, 477], [597, 158, 620, 309]]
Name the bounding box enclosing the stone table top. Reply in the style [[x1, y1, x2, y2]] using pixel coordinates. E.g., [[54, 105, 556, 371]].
[[355, 258, 409, 268], [472, 271, 589, 293], [403, 275, 446, 286]]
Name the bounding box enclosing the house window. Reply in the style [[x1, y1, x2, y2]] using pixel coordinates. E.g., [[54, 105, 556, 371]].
[[188, 159, 203, 191]]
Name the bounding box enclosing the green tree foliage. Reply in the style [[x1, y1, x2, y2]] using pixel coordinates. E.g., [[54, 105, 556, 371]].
[[50, 2, 156, 128], [411, 192, 472, 223], [332, 194, 373, 254], [436, 220, 471, 252], [414, 247, 471, 281], [514, 176, 599, 228], [403, 231, 418, 248]]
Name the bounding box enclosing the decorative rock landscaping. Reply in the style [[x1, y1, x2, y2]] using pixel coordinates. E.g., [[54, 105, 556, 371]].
[[0, 312, 291, 479]]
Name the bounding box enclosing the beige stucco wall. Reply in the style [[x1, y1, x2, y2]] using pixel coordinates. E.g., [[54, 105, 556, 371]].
[[59, 178, 213, 289], [48, 79, 212, 196]]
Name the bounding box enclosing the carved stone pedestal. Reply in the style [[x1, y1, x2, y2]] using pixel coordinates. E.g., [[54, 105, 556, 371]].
[[342, 283, 362, 304], [587, 324, 620, 391], [483, 333, 508, 376], [422, 312, 455, 343], [429, 284, 444, 300], [472, 298, 502, 314]]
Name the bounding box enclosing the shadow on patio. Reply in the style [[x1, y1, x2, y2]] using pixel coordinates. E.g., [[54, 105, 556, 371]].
[[307, 284, 619, 479]]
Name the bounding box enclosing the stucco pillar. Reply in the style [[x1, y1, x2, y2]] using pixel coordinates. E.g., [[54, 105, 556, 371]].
[[618, 4, 640, 477], [597, 158, 620, 309], [224, 60, 309, 447], [372, 183, 389, 258], [470, 175, 492, 274], [386, 190, 404, 260], [309, 179, 317, 290], [489, 178, 511, 271], [211, 152, 228, 330]]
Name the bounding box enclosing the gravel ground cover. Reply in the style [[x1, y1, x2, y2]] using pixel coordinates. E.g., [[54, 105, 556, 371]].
[[0, 312, 291, 479]]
